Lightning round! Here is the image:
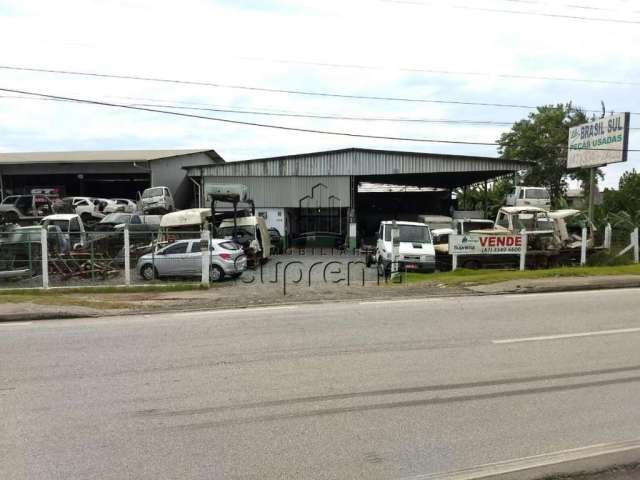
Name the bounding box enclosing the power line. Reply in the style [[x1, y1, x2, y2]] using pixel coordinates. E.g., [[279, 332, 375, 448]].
[[0, 87, 637, 151], [2, 64, 638, 116], [498, 0, 640, 15], [6, 93, 639, 130], [382, 0, 640, 24], [240, 56, 640, 87], [0, 93, 515, 125]]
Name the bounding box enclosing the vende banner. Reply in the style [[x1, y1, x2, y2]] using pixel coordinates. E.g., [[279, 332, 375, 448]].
[[449, 234, 524, 255]]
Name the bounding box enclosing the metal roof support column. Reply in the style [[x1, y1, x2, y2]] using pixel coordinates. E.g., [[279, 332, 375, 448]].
[[483, 180, 489, 219]]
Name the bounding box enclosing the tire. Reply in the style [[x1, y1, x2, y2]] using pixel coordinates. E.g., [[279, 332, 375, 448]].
[[462, 259, 481, 270], [140, 263, 157, 281], [365, 253, 373, 268], [209, 265, 225, 282]]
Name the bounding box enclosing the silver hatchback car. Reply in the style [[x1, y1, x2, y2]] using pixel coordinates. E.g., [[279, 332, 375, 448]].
[[137, 239, 247, 282]]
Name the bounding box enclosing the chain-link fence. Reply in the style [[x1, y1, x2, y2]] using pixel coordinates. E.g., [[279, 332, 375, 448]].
[[0, 227, 212, 289]]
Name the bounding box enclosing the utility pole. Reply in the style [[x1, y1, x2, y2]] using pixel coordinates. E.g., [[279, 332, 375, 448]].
[[587, 167, 595, 225]]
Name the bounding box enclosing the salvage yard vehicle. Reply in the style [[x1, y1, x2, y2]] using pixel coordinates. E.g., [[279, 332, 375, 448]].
[[374, 221, 436, 274], [137, 238, 246, 282], [0, 194, 54, 224], [59, 196, 105, 224], [0, 224, 67, 279], [103, 198, 137, 214], [217, 215, 271, 263], [437, 207, 596, 270], [158, 208, 211, 242], [418, 215, 453, 231], [41, 214, 87, 250], [140, 186, 174, 214], [505, 186, 551, 209]]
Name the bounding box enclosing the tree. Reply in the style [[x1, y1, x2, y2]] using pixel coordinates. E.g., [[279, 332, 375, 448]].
[[497, 103, 601, 208], [599, 169, 640, 229]]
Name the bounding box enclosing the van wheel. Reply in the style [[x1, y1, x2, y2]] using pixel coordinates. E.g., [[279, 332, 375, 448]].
[[209, 265, 225, 282], [377, 258, 389, 278], [140, 264, 157, 281]]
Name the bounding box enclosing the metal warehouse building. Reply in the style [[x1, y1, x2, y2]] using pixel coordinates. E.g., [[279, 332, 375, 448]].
[[0, 149, 223, 209], [186, 147, 528, 247]]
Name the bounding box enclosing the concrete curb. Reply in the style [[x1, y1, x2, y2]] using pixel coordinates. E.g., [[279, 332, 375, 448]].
[[1, 281, 639, 323], [404, 440, 640, 480]]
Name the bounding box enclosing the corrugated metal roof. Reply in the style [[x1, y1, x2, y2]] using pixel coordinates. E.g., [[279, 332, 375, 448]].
[[0, 149, 223, 165], [186, 148, 530, 177]]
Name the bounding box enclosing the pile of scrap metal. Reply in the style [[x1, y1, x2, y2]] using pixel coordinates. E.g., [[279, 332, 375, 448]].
[[0, 224, 66, 280]]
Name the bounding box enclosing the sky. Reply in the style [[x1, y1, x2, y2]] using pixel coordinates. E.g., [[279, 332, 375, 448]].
[[0, 0, 639, 188]]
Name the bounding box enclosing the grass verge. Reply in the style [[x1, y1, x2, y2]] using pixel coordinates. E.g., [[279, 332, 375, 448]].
[[0, 294, 132, 310], [0, 283, 209, 296], [402, 264, 640, 286]]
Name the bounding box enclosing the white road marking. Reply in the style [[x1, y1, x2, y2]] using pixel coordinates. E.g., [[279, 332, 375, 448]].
[[403, 439, 640, 479], [493, 327, 640, 344], [0, 322, 33, 326]]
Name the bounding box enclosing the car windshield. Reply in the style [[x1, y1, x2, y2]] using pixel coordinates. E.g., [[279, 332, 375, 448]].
[[42, 219, 70, 231], [1, 196, 18, 205], [101, 213, 130, 224], [142, 188, 163, 199]]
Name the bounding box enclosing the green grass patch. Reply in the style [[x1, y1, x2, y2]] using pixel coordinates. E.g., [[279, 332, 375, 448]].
[[401, 263, 640, 286], [0, 283, 209, 297], [0, 294, 132, 310]]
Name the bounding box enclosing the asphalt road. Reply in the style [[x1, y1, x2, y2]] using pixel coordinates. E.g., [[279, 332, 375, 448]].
[[2, 289, 640, 479]]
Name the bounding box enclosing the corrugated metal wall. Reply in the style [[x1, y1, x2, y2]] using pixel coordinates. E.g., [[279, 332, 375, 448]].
[[190, 149, 526, 177], [203, 176, 351, 208]]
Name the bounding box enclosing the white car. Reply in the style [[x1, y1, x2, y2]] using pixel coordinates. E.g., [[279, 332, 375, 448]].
[[375, 221, 436, 275], [136, 238, 246, 282], [104, 198, 137, 214], [62, 197, 104, 223]]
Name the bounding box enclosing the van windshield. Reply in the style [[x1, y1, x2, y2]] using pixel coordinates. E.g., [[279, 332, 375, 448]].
[[142, 188, 163, 199], [400, 225, 431, 243], [386, 225, 431, 243]]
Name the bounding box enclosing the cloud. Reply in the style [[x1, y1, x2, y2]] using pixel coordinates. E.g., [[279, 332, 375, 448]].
[[0, 0, 638, 187]]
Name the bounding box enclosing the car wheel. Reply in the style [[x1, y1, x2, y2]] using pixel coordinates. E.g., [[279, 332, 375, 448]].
[[209, 265, 225, 282], [140, 263, 157, 281]]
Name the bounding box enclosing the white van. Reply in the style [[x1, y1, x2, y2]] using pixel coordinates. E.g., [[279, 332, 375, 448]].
[[141, 186, 174, 214], [375, 221, 436, 274], [505, 186, 551, 209]]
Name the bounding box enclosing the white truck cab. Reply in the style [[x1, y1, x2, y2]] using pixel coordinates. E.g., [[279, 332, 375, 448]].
[[505, 186, 551, 209], [376, 221, 435, 274]]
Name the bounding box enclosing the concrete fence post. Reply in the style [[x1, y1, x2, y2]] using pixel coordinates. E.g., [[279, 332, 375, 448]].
[[124, 226, 131, 285], [580, 227, 588, 266], [633, 228, 639, 264], [40, 227, 49, 289], [452, 254, 458, 272], [519, 230, 527, 271], [604, 223, 612, 251], [201, 226, 210, 286]]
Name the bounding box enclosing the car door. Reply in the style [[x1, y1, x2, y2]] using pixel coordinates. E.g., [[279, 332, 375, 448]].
[[155, 241, 189, 276], [186, 240, 204, 275]]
